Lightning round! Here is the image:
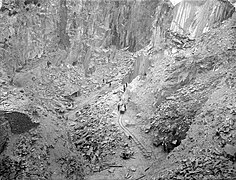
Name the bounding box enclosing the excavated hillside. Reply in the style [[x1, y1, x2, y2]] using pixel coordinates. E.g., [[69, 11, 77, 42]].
[[1, 0, 236, 180], [131, 12, 236, 179]]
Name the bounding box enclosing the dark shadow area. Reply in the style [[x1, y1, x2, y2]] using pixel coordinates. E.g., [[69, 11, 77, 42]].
[[0, 111, 39, 134]]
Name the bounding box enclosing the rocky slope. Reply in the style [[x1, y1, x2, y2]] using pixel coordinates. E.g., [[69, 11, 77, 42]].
[[130, 6, 236, 180]]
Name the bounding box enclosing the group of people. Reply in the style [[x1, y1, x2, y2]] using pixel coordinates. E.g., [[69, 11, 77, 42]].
[[102, 79, 112, 87], [118, 83, 128, 114]]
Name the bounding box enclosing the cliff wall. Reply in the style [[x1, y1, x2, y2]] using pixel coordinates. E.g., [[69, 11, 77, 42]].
[[170, 0, 235, 38]]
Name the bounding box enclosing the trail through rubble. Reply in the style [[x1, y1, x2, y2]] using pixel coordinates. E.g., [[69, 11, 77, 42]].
[[84, 82, 166, 180], [118, 114, 152, 159]]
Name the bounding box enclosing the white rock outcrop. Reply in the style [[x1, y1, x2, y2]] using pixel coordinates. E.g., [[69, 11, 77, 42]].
[[170, 0, 235, 38]]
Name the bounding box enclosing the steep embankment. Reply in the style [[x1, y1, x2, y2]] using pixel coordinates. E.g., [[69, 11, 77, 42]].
[[154, 14, 236, 179], [129, 7, 236, 180]]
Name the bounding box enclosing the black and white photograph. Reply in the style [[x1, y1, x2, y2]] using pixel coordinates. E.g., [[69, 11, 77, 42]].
[[0, 0, 236, 179]]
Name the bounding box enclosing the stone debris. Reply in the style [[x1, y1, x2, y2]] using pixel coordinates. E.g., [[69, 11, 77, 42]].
[[129, 166, 136, 172], [224, 144, 236, 157], [108, 167, 115, 173], [125, 172, 132, 179], [121, 150, 134, 160]]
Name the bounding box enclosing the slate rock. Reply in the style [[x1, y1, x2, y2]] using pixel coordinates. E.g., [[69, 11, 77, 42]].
[[129, 166, 136, 172], [153, 137, 162, 147], [108, 168, 115, 173], [224, 144, 236, 156]]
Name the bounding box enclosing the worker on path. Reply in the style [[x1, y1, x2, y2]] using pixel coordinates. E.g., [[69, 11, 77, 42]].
[[118, 103, 121, 111], [118, 100, 123, 112]]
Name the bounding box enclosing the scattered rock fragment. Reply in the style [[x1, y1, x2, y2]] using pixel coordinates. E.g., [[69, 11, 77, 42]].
[[153, 137, 162, 147], [129, 166, 136, 172], [121, 150, 134, 160], [108, 167, 115, 173], [224, 143, 236, 158], [125, 172, 132, 179]]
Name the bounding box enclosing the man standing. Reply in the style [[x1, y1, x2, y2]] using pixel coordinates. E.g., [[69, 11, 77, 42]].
[[118, 99, 122, 112], [123, 84, 126, 92], [118, 104, 120, 111]]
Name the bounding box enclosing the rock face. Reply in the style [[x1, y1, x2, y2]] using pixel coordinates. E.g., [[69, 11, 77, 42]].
[[170, 0, 235, 38], [150, 1, 173, 48], [102, 0, 173, 52], [122, 51, 150, 84], [120, 1, 173, 83]]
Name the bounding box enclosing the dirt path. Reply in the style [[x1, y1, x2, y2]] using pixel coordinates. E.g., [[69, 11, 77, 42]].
[[118, 114, 152, 158], [62, 79, 166, 180], [86, 91, 166, 180]]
